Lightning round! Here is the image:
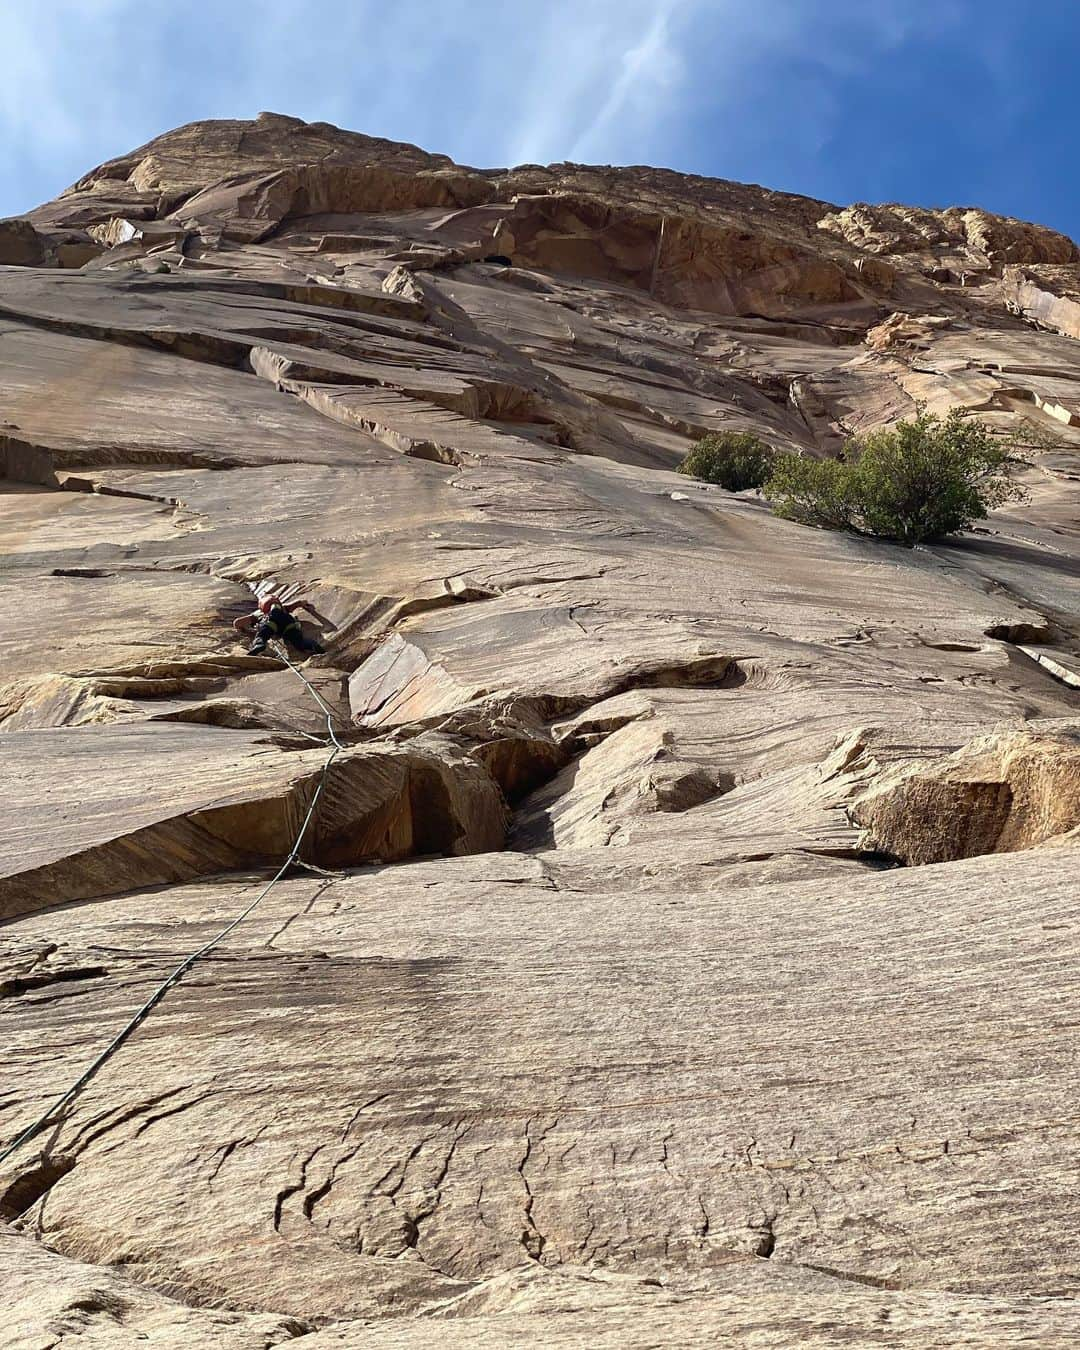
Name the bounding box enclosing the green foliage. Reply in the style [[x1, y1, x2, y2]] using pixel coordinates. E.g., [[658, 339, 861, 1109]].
[[765, 409, 1028, 546], [677, 431, 776, 492], [1008, 417, 1068, 454]]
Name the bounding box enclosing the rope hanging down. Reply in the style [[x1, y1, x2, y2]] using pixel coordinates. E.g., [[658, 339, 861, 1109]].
[[0, 645, 343, 1168]]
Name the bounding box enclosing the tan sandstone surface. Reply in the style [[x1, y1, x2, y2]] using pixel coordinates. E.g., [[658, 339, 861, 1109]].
[[1, 113, 1079, 1345]]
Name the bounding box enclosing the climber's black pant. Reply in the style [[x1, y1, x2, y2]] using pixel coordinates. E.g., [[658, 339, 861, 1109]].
[[249, 619, 324, 656]]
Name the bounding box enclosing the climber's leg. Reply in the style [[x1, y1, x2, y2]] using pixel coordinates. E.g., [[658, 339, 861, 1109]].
[[248, 619, 274, 655], [283, 621, 325, 656]]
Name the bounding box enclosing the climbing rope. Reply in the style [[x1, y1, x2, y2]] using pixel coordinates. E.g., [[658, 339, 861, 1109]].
[[0, 644, 342, 1168]]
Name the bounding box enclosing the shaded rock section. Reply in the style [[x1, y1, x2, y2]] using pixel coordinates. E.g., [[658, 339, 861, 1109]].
[[0, 725, 506, 918]]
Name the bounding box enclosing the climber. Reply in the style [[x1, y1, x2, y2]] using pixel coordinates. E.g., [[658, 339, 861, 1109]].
[[233, 595, 331, 656]]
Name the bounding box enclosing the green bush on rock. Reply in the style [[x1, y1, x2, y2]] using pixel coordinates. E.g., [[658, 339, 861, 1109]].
[[677, 431, 777, 492], [765, 409, 1028, 546]]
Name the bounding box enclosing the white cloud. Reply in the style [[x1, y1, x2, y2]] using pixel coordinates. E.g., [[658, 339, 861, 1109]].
[[0, 0, 1006, 219], [497, 0, 692, 167], [568, 4, 686, 162]]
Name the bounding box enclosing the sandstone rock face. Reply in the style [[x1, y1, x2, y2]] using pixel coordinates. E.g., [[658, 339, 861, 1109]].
[[852, 722, 1080, 864], [1, 115, 1079, 1346]]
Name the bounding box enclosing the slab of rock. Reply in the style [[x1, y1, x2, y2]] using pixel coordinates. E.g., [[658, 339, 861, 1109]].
[[2, 848, 1078, 1322]]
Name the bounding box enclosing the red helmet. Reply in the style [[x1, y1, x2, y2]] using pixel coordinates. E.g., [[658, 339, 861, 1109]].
[[259, 595, 280, 614]]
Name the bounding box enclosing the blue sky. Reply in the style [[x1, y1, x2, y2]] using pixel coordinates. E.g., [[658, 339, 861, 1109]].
[[3, 0, 1079, 239]]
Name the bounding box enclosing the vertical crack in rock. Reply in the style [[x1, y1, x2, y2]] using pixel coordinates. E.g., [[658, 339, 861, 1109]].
[[517, 1117, 554, 1262], [408, 1121, 471, 1257], [339, 1093, 391, 1143], [301, 1142, 363, 1222], [273, 1144, 324, 1234]]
